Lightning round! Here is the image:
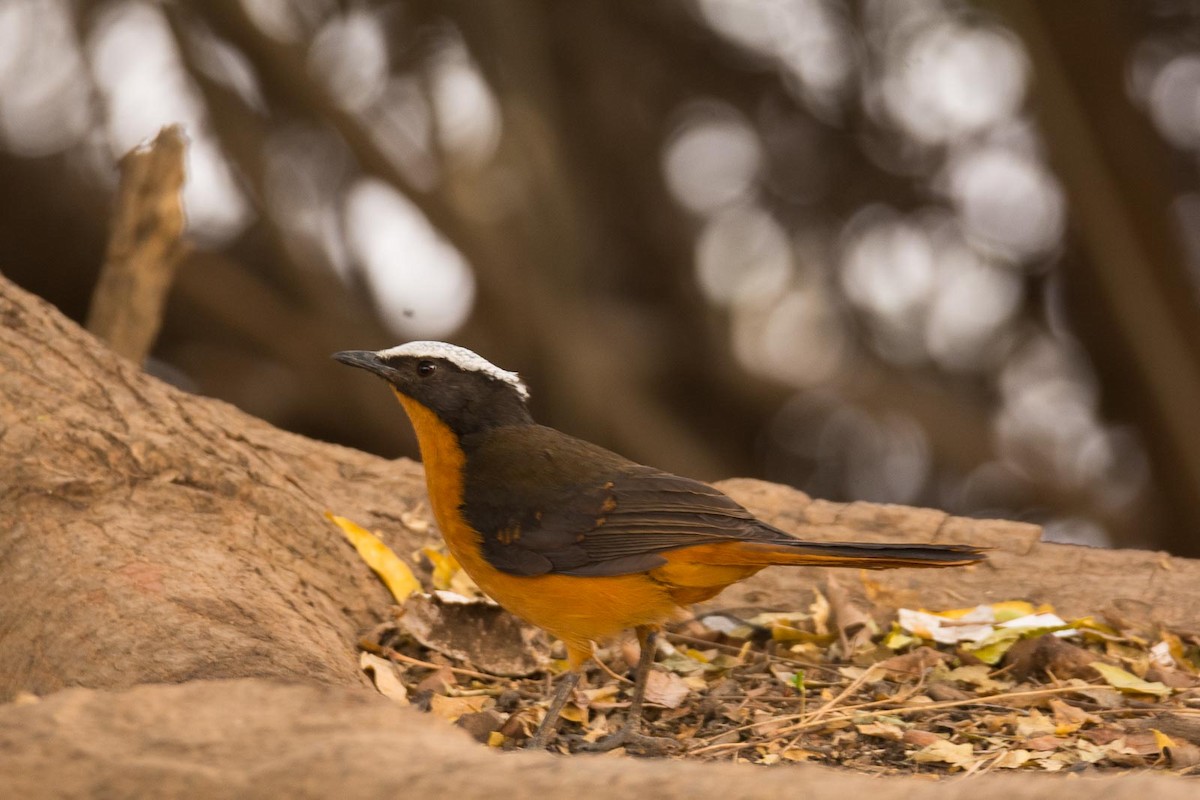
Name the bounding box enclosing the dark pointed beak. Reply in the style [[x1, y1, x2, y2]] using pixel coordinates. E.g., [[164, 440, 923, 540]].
[[332, 350, 393, 380]]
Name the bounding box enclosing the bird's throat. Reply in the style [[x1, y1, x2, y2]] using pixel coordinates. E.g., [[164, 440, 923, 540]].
[[392, 390, 488, 572]]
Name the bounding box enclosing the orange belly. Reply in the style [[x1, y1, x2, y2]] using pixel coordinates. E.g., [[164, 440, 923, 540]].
[[396, 393, 758, 665]]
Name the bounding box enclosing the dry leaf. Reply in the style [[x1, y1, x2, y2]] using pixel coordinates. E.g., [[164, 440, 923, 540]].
[[1091, 662, 1172, 697], [582, 685, 620, 706], [856, 721, 905, 741], [1048, 698, 1101, 729], [897, 607, 994, 644], [1023, 735, 1061, 752], [359, 651, 409, 705], [429, 694, 493, 723], [902, 729, 942, 748], [1151, 728, 1176, 750], [644, 670, 691, 709], [327, 512, 421, 602], [456, 709, 506, 743], [421, 545, 460, 591], [911, 739, 976, 769], [780, 748, 817, 762], [993, 749, 1034, 768], [397, 592, 549, 677], [941, 664, 1012, 692], [1016, 709, 1057, 738], [558, 703, 588, 725], [876, 647, 948, 680]]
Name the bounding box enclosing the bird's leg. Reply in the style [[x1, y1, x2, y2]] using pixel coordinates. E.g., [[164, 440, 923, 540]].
[[526, 669, 581, 750], [577, 626, 680, 754]]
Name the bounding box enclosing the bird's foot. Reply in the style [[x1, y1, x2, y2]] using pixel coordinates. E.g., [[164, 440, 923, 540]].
[[526, 731, 555, 751], [576, 727, 682, 756]]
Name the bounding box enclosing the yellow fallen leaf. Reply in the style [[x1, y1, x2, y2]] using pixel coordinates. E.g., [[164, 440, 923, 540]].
[[428, 693, 493, 723], [582, 685, 620, 705], [930, 600, 1041, 621], [1150, 728, 1175, 750], [360, 652, 409, 705], [421, 545, 461, 590], [487, 731, 505, 748], [559, 703, 588, 724], [962, 628, 1025, 665], [327, 512, 421, 602], [1090, 662, 1172, 697]]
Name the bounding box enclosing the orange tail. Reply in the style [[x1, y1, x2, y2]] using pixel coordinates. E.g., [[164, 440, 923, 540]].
[[689, 539, 987, 570]]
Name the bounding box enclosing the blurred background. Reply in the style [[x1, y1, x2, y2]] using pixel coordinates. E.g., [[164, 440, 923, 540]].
[[2, 0, 1199, 555]]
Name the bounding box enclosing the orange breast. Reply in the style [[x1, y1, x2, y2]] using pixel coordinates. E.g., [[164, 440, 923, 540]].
[[396, 394, 688, 665]]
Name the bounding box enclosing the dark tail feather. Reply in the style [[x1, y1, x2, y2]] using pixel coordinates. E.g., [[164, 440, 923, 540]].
[[710, 539, 988, 570]]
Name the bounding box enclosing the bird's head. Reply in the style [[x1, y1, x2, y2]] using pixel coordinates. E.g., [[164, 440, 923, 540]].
[[333, 341, 533, 436]]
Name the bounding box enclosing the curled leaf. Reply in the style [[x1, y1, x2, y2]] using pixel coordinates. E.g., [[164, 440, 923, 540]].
[[359, 652, 409, 705]]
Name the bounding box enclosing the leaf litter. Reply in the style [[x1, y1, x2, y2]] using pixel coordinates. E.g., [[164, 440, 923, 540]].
[[334, 516, 1200, 774]]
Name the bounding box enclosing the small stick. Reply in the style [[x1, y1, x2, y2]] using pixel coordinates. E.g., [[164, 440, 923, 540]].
[[86, 125, 189, 363], [358, 638, 503, 682], [690, 684, 1106, 756]]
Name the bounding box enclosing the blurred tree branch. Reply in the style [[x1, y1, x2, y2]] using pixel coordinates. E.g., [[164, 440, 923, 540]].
[[85, 125, 188, 364], [985, 1, 1200, 555]]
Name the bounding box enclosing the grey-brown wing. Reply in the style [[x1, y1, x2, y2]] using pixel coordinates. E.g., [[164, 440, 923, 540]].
[[461, 427, 788, 577]]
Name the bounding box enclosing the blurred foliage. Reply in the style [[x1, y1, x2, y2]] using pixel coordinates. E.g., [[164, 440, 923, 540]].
[[2, 0, 1200, 555]]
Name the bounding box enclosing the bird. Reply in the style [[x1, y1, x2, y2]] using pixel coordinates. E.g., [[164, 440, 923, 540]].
[[334, 341, 986, 752]]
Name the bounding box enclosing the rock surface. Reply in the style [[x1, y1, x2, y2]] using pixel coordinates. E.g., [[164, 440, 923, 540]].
[[2, 273, 1197, 796], [2, 679, 1196, 799]]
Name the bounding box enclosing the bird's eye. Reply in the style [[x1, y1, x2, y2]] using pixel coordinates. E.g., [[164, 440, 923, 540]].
[[416, 360, 437, 377]]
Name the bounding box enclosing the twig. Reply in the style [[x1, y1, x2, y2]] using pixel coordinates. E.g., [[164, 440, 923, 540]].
[[86, 125, 189, 363], [592, 653, 635, 685], [359, 638, 504, 682], [803, 663, 882, 727], [665, 631, 843, 677], [689, 684, 1103, 756]]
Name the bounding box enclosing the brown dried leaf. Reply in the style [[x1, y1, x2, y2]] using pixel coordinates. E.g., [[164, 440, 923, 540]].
[[910, 739, 976, 769], [359, 652, 409, 705], [644, 670, 691, 709], [993, 749, 1034, 769], [940, 664, 1013, 692], [856, 721, 905, 741], [456, 709, 506, 743], [398, 593, 549, 677], [1023, 734, 1062, 752], [1016, 709, 1057, 738], [902, 729, 943, 748], [1048, 697, 1102, 729], [875, 646, 949, 681]]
